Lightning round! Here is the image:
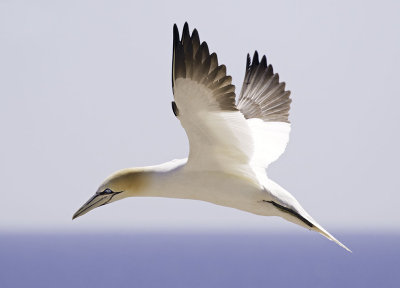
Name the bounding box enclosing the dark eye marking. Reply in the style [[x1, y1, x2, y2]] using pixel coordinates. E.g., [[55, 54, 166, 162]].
[[98, 188, 113, 195]]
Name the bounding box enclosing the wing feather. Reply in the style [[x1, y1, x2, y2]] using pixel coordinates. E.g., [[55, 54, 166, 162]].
[[172, 23, 255, 178], [237, 51, 292, 168], [238, 51, 291, 123]]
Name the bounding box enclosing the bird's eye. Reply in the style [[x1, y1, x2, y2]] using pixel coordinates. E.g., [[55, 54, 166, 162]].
[[97, 188, 113, 195]]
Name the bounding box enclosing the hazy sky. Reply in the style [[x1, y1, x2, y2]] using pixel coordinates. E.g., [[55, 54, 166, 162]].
[[1, 0, 399, 233]]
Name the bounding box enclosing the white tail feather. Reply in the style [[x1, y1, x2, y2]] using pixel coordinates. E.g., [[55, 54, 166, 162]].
[[312, 224, 352, 252]]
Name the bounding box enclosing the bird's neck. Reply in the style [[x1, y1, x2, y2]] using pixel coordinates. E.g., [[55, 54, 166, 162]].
[[124, 160, 189, 199]]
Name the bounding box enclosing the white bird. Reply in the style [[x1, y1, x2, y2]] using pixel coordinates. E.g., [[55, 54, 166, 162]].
[[73, 23, 350, 252]]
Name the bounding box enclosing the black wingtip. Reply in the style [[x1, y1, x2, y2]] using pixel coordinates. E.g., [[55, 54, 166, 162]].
[[183, 22, 189, 36], [182, 22, 190, 41], [252, 51, 259, 65], [260, 55, 267, 67], [171, 22, 237, 112], [246, 53, 251, 69], [267, 64, 274, 74], [173, 24, 180, 43], [199, 41, 209, 62], [192, 28, 199, 38]]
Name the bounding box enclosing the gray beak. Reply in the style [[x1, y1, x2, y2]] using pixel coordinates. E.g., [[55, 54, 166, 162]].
[[72, 191, 122, 220]]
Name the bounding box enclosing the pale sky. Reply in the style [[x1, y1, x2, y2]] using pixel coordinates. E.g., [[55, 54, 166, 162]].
[[1, 0, 399, 233]]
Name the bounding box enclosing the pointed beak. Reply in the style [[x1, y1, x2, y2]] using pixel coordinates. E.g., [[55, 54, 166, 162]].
[[72, 192, 122, 220]]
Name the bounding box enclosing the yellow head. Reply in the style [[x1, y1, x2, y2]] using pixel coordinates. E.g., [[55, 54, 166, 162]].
[[72, 168, 149, 219]]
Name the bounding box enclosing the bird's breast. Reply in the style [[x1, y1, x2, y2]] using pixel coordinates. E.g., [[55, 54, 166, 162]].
[[149, 168, 266, 213]]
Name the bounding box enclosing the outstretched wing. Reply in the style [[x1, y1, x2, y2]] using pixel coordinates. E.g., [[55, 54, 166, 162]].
[[237, 52, 292, 168], [172, 23, 254, 178]]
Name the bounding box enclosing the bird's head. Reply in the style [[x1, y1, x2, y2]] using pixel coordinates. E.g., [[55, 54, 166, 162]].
[[72, 169, 149, 220]]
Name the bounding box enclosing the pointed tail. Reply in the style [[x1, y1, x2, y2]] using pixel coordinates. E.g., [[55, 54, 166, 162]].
[[311, 223, 352, 252], [263, 178, 352, 252]]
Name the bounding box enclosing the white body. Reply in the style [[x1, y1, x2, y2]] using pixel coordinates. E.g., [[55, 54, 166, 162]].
[[117, 158, 349, 251], [73, 23, 351, 252]]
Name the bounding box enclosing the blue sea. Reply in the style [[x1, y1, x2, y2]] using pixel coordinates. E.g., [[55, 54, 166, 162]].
[[0, 233, 399, 288]]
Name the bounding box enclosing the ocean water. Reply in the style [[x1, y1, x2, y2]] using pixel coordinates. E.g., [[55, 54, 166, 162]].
[[0, 233, 399, 288]]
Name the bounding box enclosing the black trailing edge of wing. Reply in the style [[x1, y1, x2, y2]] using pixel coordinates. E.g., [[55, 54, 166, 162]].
[[264, 200, 314, 228], [172, 22, 237, 112], [237, 51, 292, 123]]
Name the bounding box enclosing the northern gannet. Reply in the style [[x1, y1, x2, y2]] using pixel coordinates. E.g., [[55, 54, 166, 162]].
[[73, 23, 350, 252]]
